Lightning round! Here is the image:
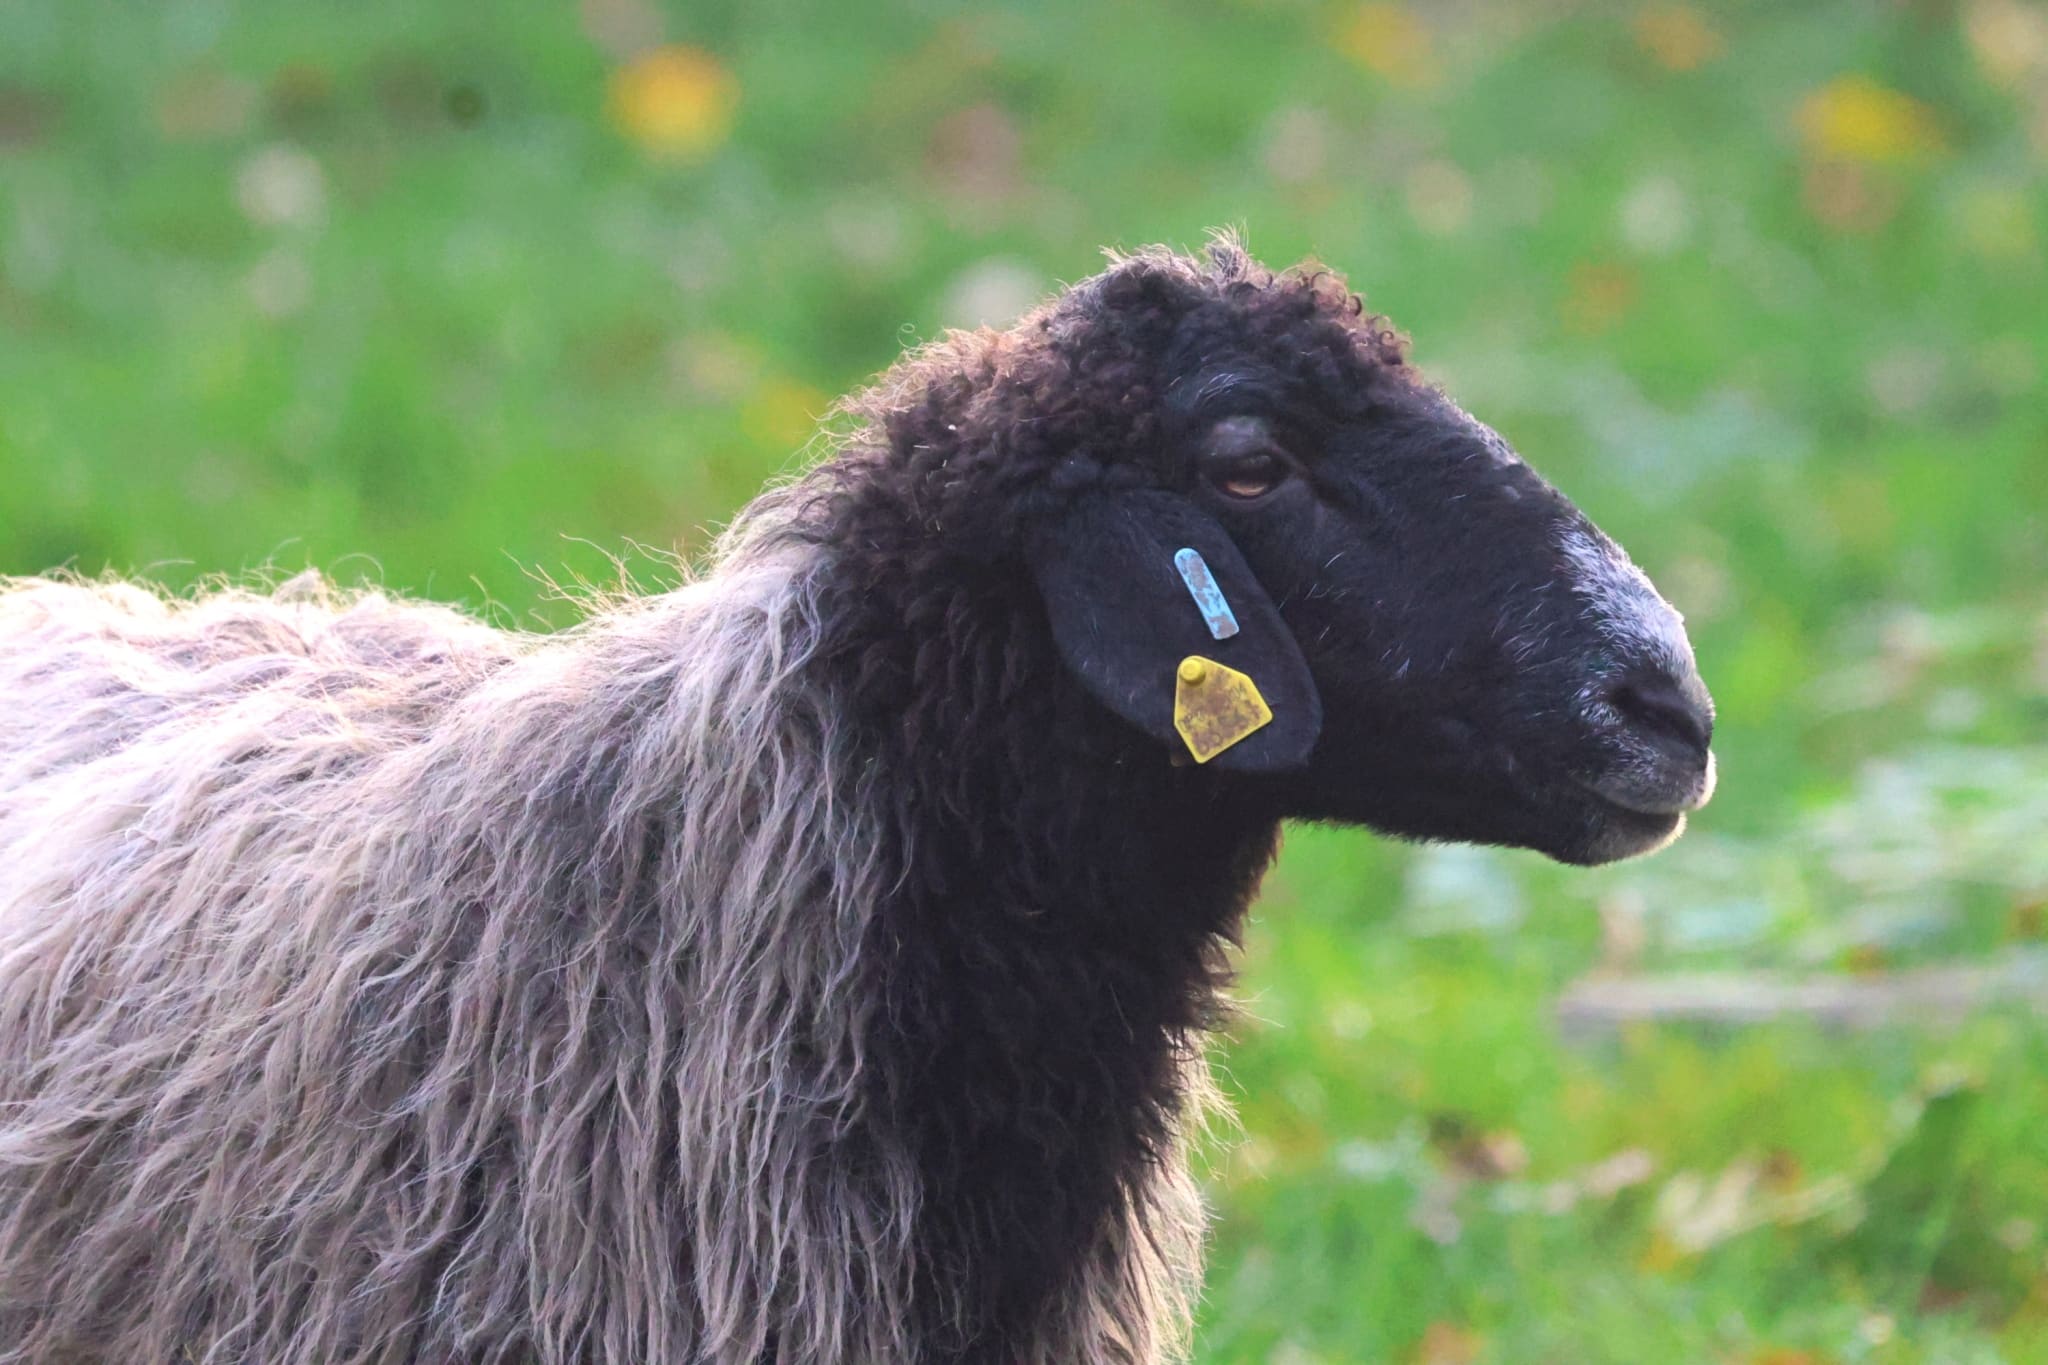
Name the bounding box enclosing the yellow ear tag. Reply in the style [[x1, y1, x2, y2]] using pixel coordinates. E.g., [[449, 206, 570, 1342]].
[[1172, 656, 1273, 764]]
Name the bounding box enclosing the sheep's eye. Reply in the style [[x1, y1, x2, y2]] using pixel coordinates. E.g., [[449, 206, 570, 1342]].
[[1211, 453, 1287, 500], [1199, 416, 1294, 501]]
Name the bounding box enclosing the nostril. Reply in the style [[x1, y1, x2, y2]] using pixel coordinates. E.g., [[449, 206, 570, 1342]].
[[1607, 673, 1713, 755]]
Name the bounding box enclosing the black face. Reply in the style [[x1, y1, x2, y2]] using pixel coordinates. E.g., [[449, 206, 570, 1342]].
[[1177, 388, 1714, 865], [1022, 252, 1716, 866]]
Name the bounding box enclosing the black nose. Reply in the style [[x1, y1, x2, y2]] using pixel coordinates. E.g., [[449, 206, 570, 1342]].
[[1606, 669, 1713, 756]]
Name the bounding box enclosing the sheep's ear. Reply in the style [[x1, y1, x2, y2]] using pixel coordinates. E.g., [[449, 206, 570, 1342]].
[[1025, 491, 1322, 772]]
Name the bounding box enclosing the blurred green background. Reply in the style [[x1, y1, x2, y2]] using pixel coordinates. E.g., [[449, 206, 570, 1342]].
[[4, 0, 2047, 1359]]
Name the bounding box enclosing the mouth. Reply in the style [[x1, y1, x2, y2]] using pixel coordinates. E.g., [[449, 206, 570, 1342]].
[[1564, 790, 1689, 865], [1576, 747, 1718, 817], [1341, 706, 1716, 867], [1473, 738, 1710, 866], [1555, 748, 1716, 865]]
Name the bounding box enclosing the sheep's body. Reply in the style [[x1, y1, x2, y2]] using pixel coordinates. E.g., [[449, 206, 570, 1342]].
[[0, 490, 1228, 1362], [0, 242, 1715, 1362], [0, 536, 858, 1360]]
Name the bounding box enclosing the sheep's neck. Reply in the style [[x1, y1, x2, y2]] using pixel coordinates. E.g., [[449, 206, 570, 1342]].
[[848, 591, 1282, 1355]]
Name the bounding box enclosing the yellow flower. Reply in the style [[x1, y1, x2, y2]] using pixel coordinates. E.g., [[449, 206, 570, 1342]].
[[1632, 5, 1724, 72], [1335, 4, 1438, 89], [1796, 75, 1942, 165], [1409, 1321, 1484, 1365], [608, 45, 738, 160]]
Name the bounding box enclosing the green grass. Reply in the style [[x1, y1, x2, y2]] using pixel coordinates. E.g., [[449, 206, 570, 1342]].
[[4, 0, 2047, 1358]]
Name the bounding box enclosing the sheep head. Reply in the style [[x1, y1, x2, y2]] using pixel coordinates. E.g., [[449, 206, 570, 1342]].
[[841, 237, 1715, 866]]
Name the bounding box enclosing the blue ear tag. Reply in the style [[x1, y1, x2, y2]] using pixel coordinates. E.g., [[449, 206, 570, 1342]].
[[1173, 547, 1241, 641]]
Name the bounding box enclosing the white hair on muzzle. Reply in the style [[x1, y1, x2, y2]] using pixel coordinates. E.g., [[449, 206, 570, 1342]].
[[1558, 524, 1696, 688]]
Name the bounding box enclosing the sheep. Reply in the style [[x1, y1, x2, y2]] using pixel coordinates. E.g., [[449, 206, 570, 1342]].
[[0, 238, 1715, 1364]]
